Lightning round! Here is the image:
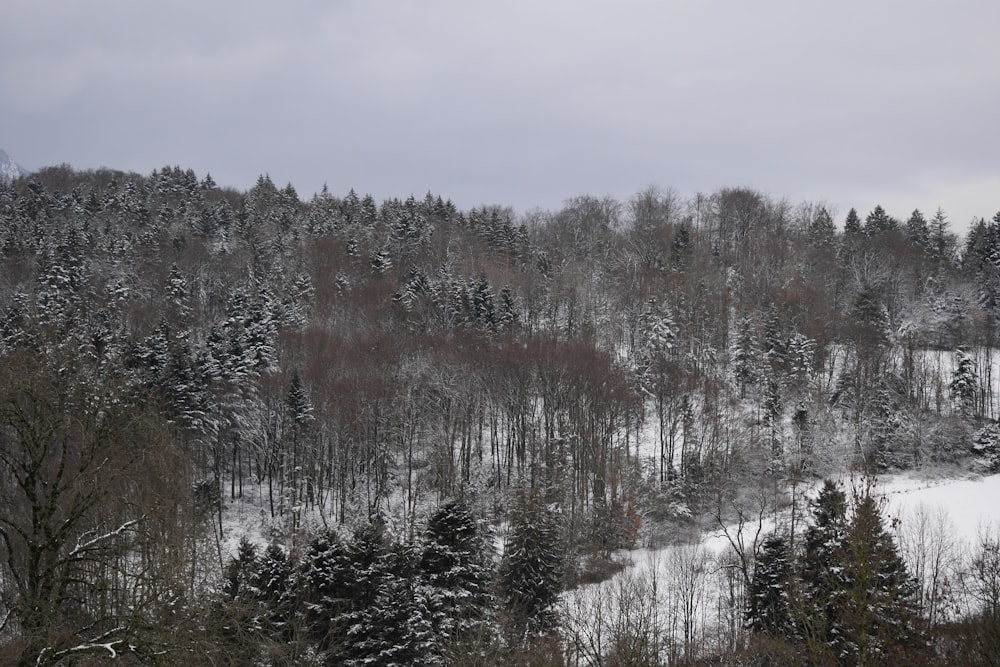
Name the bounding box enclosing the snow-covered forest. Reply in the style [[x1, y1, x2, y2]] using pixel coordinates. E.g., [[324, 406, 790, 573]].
[[3, 163, 1000, 665]]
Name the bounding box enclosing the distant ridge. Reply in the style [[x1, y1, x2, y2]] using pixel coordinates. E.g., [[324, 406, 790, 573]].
[[0, 148, 28, 182]]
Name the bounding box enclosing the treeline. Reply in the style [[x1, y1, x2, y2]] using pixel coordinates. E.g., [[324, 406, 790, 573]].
[[1, 163, 1000, 663]]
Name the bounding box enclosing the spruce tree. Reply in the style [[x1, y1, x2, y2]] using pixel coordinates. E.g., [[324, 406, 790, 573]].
[[498, 489, 565, 644], [746, 533, 794, 639], [839, 483, 924, 664], [844, 208, 863, 237], [420, 500, 495, 628], [798, 480, 924, 665], [243, 543, 298, 643], [864, 205, 897, 236], [928, 207, 954, 263], [799, 480, 850, 658], [344, 544, 439, 667], [808, 207, 837, 248], [297, 531, 352, 650], [950, 347, 978, 416], [904, 209, 930, 250], [732, 314, 759, 398]]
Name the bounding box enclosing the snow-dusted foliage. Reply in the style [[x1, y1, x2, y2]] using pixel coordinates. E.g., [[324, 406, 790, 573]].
[[499, 489, 566, 645], [2, 163, 1000, 663]]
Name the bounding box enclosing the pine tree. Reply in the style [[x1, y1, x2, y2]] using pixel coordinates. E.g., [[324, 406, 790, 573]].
[[472, 275, 496, 331], [420, 501, 495, 620], [798, 479, 925, 665], [746, 533, 794, 639], [762, 306, 789, 375], [218, 538, 269, 663], [497, 286, 519, 333], [498, 489, 565, 644], [166, 263, 192, 325], [344, 543, 440, 667], [286, 369, 314, 427], [972, 423, 1000, 472], [928, 207, 954, 263], [371, 248, 392, 276], [864, 205, 897, 236], [844, 208, 863, 237], [799, 480, 850, 657], [420, 501, 497, 657], [786, 332, 816, 388], [732, 314, 760, 398], [904, 209, 930, 251], [808, 207, 837, 248], [763, 377, 783, 462], [950, 347, 978, 417], [321, 518, 393, 663], [670, 222, 692, 271], [849, 283, 892, 351], [248, 543, 297, 642], [284, 369, 315, 508], [839, 483, 924, 664], [297, 531, 353, 650]]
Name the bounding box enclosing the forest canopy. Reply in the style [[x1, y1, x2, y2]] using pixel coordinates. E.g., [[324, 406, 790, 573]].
[[1, 165, 999, 664]]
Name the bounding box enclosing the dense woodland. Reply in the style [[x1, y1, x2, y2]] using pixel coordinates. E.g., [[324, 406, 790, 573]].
[[2, 163, 1000, 665]]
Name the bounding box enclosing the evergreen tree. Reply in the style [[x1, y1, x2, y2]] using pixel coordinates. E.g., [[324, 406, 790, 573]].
[[246, 543, 298, 642], [928, 207, 955, 263], [166, 263, 192, 324], [371, 248, 392, 276], [864, 205, 897, 236], [808, 207, 837, 248], [344, 544, 439, 667], [322, 518, 393, 663], [472, 274, 496, 331], [962, 214, 997, 274], [499, 489, 565, 644], [360, 193, 379, 227], [844, 208, 863, 237], [763, 377, 783, 461], [904, 209, 930, 251], [497, 286, 519, 333], [746, 533, 795, 639], [800, 480, 850, 657], [762, 306, 789, 375], [732, 314, 760, 398], [217, 538, 269, 663], [950, 347, 978, 417], [838, 484, 924, 664], [297, 531, 353, 650], [972, 423, 1000, 472], [670, 222, 692, 271], [849, 283, 892, 351], [798, 480, 924, 665], [786, 332, 816, 388], [420, 500, 497, 657], [420, 501, 495, 620], [286, 369, 314, 427]]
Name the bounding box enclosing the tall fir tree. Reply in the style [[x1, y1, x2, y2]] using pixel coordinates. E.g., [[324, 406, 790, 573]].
[[746, 533, 795, 639], [499, 489, 565, 645], [844, 208, 863, 237]]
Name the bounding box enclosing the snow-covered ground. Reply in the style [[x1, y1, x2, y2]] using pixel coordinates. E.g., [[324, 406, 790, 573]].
[[562, 472, 1000, 663], [880, 471, 1000, 541]]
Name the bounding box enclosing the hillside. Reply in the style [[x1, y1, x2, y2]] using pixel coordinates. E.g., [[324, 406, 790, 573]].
[[1, 165, 1000, 664]]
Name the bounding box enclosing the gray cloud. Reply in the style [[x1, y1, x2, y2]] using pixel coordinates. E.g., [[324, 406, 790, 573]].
[[2, 0, 997, 229]]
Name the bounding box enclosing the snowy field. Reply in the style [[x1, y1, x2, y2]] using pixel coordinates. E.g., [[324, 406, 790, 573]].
[[561, 472, 1000, 663], [880, 471, 1000, 540]]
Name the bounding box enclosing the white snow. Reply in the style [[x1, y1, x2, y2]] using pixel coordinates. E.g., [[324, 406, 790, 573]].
[[880, 472, 1000, 541], [563, 471, 1000, 661]]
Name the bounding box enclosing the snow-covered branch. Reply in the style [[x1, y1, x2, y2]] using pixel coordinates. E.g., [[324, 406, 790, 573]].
[[68, 518, 141, 560]]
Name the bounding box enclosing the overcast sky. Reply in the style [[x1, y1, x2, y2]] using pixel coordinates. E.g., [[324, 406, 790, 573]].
[[2, 1, 998, 231]]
